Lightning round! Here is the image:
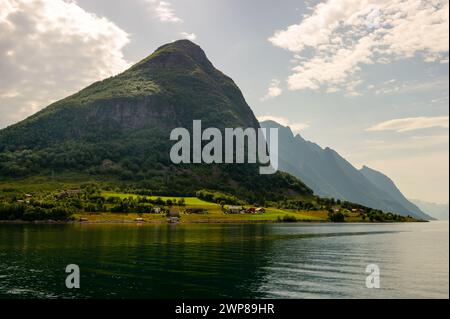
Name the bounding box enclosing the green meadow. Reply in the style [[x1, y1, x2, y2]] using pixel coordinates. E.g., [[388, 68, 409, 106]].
[[0, 176, 419, 224]]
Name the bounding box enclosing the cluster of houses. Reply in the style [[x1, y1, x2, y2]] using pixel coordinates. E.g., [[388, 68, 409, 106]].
[[332, 206, 365, 214], [166, 206, 267, 223], [226, 206, 265, 214], [16, 193, 33, 204]]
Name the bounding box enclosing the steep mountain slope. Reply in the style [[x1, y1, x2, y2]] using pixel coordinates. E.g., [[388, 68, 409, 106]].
[[260, 120, 431, 219], [360, 166, 431, 220], [0, 40, 312, 201], [0, 40, 259, 149]]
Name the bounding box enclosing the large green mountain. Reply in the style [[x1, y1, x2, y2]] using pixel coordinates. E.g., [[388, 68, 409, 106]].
[[0, 40, 312, 202]]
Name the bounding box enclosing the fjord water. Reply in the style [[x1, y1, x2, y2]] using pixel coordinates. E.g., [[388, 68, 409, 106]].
[[0, 222, 448, 299]]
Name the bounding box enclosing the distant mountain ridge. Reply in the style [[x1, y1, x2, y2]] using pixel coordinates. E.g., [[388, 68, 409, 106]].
[[260, 120, 432, 220], [410, 199, 449, 220], [359, 166, 433, 220]]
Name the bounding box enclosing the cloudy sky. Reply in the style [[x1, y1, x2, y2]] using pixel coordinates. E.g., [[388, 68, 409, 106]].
[[0, 0, 448, 203]]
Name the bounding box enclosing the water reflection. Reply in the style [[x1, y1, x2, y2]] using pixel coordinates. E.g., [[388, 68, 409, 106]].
[[0, 222, 448, 299]]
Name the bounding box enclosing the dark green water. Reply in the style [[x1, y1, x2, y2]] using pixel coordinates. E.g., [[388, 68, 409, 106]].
[[0, 221, 448, 299]]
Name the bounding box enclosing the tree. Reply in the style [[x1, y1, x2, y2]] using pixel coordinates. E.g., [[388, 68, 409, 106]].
[[328, 211, 345, 222]]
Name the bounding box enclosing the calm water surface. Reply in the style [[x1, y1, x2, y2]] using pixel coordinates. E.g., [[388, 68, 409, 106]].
[[0, 221, 448, 299]]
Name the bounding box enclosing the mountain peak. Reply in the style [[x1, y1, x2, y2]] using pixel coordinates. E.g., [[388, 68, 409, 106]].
[[132, 39, 213, 73], [259, 120, 285, 129], [0, 38, 259, 147], [260, 120, 295, 138], [360, 165, 393, 183], [294, 134, 305, 142], [157, 39, 207, 60], [158, 39, 203, 53]]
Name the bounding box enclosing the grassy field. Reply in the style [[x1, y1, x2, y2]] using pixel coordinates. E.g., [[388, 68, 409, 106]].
[[75, 210, 329, 224], [82, 191, 329, 223], [102, 191, 216, 207], [1, 179, 417, 224]]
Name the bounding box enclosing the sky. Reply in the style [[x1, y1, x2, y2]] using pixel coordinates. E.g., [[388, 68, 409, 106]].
[[0, 0, 448, 204]]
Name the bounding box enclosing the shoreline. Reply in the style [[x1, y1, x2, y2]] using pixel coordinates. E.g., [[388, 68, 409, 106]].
[[0, 219, 428, 225]]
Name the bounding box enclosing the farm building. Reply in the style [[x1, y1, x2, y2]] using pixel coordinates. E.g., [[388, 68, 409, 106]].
[[167, 208, 180, 223], [227, 206, 241, 214]]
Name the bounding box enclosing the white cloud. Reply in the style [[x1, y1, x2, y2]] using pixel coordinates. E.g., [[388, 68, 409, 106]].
[[366, 116, 449, 133], [180, 32, 196, 41], [257, 115, 310, 134], [150, 0, 182, 23], [269, 0, 449, 94], [261, 79, 282, 101], [0, 0, 130, 128]]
